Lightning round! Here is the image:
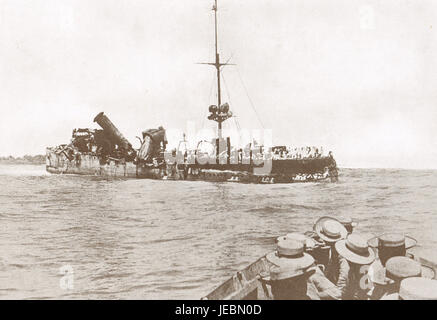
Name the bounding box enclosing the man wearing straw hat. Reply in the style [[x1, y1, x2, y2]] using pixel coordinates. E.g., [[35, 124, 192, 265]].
[[381, 277, 437, 300], [334, 234, 376, 300], [337, 216, 358, 235], [368, 233, 417, 266], [367, 233, 419, 293], [313, 217, 348, 284], [373, 256, 424, 300], [277, 232, 342, 300], [265, 239, 341, 300]]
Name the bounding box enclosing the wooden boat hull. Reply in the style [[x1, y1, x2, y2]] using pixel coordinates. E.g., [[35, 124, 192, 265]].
[[202, 248, 437, 300], [202, 256, 274, 300]]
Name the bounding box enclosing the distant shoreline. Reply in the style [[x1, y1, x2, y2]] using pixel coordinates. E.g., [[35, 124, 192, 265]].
[[0, 155, 45, 165], [0, 157, 435, 170]]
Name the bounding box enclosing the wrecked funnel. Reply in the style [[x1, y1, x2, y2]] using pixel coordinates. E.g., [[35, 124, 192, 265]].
[[93, 112, 132, 151]]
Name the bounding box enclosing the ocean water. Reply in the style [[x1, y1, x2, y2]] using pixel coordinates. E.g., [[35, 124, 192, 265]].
[[0, 164, 436, 299]]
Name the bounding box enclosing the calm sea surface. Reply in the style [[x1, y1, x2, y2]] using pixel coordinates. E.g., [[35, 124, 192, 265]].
[[0, 164, 436, 299]]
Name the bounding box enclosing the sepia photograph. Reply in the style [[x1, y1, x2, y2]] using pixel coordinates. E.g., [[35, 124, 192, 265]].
[[1, 0, 437, 308]]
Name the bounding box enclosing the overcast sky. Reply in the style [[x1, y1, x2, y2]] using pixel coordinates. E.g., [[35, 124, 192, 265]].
[[0, 0, 436, 168]]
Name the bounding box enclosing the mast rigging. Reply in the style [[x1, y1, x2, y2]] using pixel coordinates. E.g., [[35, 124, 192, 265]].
[[199, 0, 234, 139]]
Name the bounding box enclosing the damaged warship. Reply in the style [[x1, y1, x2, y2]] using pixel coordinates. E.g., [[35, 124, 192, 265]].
[[46, 0, 338, 184]]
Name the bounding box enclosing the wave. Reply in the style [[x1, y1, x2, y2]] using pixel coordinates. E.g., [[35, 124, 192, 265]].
[[247, 204, 321, 214]]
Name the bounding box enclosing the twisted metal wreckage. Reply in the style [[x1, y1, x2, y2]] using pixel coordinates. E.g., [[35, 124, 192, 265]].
[[46, 111, 338, 183]]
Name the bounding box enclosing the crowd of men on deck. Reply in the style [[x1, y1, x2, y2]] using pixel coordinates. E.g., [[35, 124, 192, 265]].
[[263, 216, 437, 300], [272, 146, 325, 160]]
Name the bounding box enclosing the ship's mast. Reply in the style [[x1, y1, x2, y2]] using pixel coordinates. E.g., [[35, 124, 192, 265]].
[[202, 0, 233, 140], [214, 0, 222, 120]]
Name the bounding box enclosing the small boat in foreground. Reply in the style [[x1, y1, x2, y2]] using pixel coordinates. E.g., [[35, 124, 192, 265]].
[[202, 219, 437, 300]]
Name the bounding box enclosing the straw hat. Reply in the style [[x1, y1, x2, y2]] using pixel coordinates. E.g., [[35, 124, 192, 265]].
[[266, 239, 315, 280], [268, 264, 312, 281], [276, 232, 317, 249], [368, 233, 417, 249], [370, 256, 430, 286], [384, 277, 437, 300], [385, 256, 422, 281], [335, 234, 376, 265], [314, 217, 348, 243], [338, 216, 358, 228]]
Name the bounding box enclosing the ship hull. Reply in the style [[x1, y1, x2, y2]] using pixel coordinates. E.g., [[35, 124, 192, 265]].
[[46, 148, 338, 183], [46, 148, 137, 178]]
